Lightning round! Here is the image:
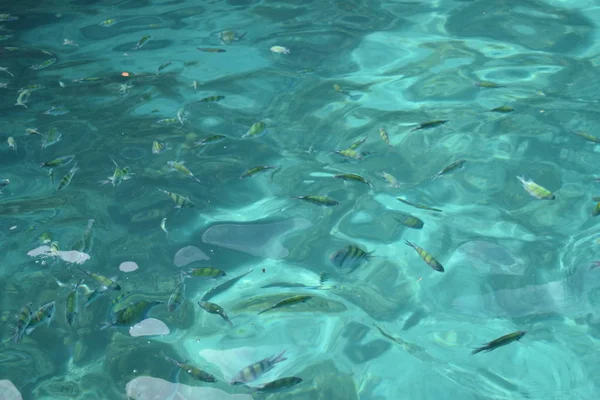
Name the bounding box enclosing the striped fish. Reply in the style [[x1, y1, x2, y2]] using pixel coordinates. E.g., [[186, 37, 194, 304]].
[[230, 350, 287, 384], [404, 240, 444, 273], [393, 212, 424, 230], [162, 352, 217, 382], [517, 176, 555, 200], [167, 278, 185, 312], [198, 95, 225, 103], [199, 301, 232, 326], [11, 302, 33, 342], [330, 245, 373, 273], [185, 267, 226, 279]]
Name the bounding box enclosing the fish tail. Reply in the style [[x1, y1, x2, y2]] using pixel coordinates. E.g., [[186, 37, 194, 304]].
[[404, 239, 415, 249], [258, 307, 271, 315], [272, 349, 287, 364], [471, 346, 486, 355]]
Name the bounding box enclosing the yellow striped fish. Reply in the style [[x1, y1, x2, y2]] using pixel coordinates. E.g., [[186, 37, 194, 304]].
[[404, 240, 444, 273], [230, 350, 287, 384], [517, 175, 555, 200]]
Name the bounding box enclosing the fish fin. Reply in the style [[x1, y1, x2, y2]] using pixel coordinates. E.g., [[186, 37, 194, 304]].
[[272, 349, 287, 363], [100, 322, 112, 330]]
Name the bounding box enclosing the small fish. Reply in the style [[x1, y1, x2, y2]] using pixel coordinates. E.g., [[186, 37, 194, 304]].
[[167, 161, 201, 182], [161, 218, 168, 236], [335, 148, 363, 160], [197, 47, 226, 53], [571, 131, 600, 143], [517, 175, 555, 200], [63, 38, 78, 47], [433, 160, 466, 180], [333, 83, 351, 96], [71, 218, 95, 253], [162, 353, 217, 382], [167, 278, 185, 312], [47, 241, 60, 259], [156, 61, 171, 74], [102, 300, 163, 329], [26, 128, 40, 135], [65, 279, 84, 326], [176, 108, 187, 125], [159, 189, 195, 208], [57, 162, 79, 191], [99, 19, 118, 27], [243, 121, 267, 138], [185, 267, 226, 279], [77, 267, 121, 291], [194, 134, 226, 146], [0, 177, 9, 193], [198, 301, 233, 326], [43, 106, 69, 116], [0, 66, 14, 77], [19, 84, 45, 92], [330, 245, 373, 273], [192, 80, 199, 91], [253, 377, 303, 393], [157, 118, 178, 125], [11, 302, 33, 342], [201, 269, 253, 302], [231, 350, 287, 384], [472, 331, 526, 355], [404, 240, 444, 272], [377, 171, 402, 188], [349, 137, 367, 150], [475, 81, 504, 89], [198, 95, 225, 103], [592, 202, 600, 217], [240, 165, 278, 179], [397, 198, 442, 212], [0, 14, 18, 22], [103, 158, 132, 186], [490, 105, 514, 113], [81, 285, 105, 309], [15, 89, 31, 107], [333, 173, 372, 187], [152, 140, 168, 154], [25, 301, 56, 335], [134, 34, 151, 50], [379, 128, 393, 147], [410, 120, 448, 132], [270, 45, 290, 54], [218, 30, 246, 44], [59, 81, 66, 87], [7, 136, 16, 151], [293, 195, 339, 207], [30, 58, 57, 70], [42, 127, 62, 148], [40, 155, 75, 168], [258, 295, 312, 315]]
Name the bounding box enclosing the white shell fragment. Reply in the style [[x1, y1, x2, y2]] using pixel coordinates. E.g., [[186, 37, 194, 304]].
[[270, 45, 290, 54], [119, 261, 139, 272]]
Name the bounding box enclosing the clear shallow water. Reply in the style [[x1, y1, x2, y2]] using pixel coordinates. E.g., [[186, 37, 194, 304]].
[[1, 0, 600, 399]]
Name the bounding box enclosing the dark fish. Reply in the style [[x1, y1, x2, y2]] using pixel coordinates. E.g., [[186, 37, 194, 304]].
[[396, 198, 442, 212], [293, 195, 339, 207], [199, 301, 233, 326], [240, 165, 278, 179], [197, 47, 226, 53], [490, 105, 514, 113], [472, 331, 526, 355], [231, 350, 287, 384], [330, 245, 373, 273], [11, 302, 33, 342], [393, 212, 424, 230], [333, 173, 372, 187], [410, 120, 448, 131], [168, 278, 185, 312], [258, 295, 312, 315], [201, 269, 252, 302], [101, 300, 163, 330], [404, 240, 444, 272], [433, 159, 466, 180], [198, 95, 225, 103], [254, 376, 303, 393], [572, 131, 600, 143], [475, 81, 504, 88]]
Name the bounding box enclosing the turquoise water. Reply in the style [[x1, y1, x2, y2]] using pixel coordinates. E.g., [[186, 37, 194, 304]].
[[1, 0, 600, 399]]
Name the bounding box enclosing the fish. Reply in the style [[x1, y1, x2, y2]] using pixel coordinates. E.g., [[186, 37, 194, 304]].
[[71, 219, 95, 253], [99, 19, 118, 27], [30, 58, 56, 70], [167, 278, 185, 312], [40, 155, 75, 168], [80, 284, 105, 309], [393, 212, 424, 229], [333, 173, 372, 187], [156, 61, 172, 74], [218, 30, 246, 44], [162, 352, 217, 382], [66, 279, 84, 326], [571, 131, 600, 143], [161, 218, 168, 236], [101, 300, 163, 329], [43, 105, 70, 116], [194, 134, 226, 146], [231, 350, 287, 384], [377, 171, 402, 188], [185, 267, 226, 279], [270, 45, 290, 54], [335, 148, 363, 160], [11, 302, 33, 342], [25, 301, 56, 335], [0, 14, 18, 22], [252, 377, 303, 393], [592, 202, 600, 217], [433, 160, 466, 180], [517, 175, 555, 200], [134, 34, 151, 50], [159, 189, 195, 208], [198, 95, 225, 103], [293, 195, 339, 207], [243, 121, 267, 138], [104, 158, 132, 186], [379, 128, 393, 147], [176, 108, 187, 125], [490, 105, 514, 113], [197, 47, 226, 53], [201, 269, 252, 302], [192, 80, 199, 91], [0, 177, 9, 194], [167, 161, 201, 182], [397, 198, 442, 212], [475, 81, 504, 88], [240, 165, 278, 179], [77, 267, 121, 291], [258, 295, 312, 315], [57, 163, 79, 191], [471, 331, 526, 355], [410, 120, 448, 131], [152, 140, 168, 154], [42, 127, 62, 148], [7, 136, 16, 151], [19, 84, 45, 92], [330, 245, 373, 273], [26, 128, 40, 135], [15, 88, 31, 107], [404, 240, 444, 272], [0, 66, 14, 76], [349, 137, 367, 150], [198, 301, 233, 326]]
